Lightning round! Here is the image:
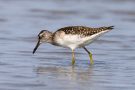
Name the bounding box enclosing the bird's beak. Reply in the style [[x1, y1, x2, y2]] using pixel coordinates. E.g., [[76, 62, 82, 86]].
[[33, 39, 41, 54]]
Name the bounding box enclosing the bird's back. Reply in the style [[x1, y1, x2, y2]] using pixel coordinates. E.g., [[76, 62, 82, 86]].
[[56, 26, 114, 37], [53, 26, 114, 49]]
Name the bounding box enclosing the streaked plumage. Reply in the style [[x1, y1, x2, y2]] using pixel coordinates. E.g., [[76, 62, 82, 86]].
[[33, 26, 114, 65]]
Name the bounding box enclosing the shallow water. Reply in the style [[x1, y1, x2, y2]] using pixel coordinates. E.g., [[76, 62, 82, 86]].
[[0, 0, 135, 90]]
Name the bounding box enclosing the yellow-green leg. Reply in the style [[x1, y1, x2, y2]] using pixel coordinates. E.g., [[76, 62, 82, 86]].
[[72, 50, 75, 65], [83, 47, 94, 65]]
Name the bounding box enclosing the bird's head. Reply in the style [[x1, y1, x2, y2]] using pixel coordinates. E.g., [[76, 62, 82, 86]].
[[33, 30, 52, 54]]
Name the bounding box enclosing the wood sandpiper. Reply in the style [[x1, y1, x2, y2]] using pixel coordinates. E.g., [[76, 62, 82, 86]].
[[33, 26, 114, 65]]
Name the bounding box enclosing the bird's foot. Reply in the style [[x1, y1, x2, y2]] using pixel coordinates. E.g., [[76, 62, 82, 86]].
[[72, 58, 75, 65], [89, 53, 94, 65]]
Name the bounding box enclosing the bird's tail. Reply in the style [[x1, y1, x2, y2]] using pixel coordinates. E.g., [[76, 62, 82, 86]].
[[103, 26, 114, 30]]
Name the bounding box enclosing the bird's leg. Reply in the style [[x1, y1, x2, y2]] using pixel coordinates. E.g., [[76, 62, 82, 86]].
[[83, 47, 94, 65], [72, 50, 75, 65]]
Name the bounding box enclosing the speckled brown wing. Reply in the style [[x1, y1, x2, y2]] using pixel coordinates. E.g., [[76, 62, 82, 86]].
[[56, 26, 114, 37]]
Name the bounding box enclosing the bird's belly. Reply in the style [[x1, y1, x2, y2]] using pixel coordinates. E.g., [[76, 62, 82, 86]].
[[54, 30, 109, 50], [55, 35, 92, 50], [55, 38, 79, 49]]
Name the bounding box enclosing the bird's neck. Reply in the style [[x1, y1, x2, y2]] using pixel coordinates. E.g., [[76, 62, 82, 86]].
[[46, 32, 54, 44], [47, 33, 58, 46]]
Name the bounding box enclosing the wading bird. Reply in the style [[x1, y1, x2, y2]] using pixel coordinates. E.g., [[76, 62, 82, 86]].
[[33, 26, 114, 65]]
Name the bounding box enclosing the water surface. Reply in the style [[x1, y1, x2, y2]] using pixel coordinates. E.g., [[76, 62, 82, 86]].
[[0, 0, 135, 90]]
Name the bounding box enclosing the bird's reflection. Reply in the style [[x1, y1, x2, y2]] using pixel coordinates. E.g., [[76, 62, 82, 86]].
[[35, 65, 94, 81]]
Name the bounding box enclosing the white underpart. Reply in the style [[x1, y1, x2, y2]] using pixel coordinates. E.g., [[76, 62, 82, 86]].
[[56, 30, 110, 50]]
